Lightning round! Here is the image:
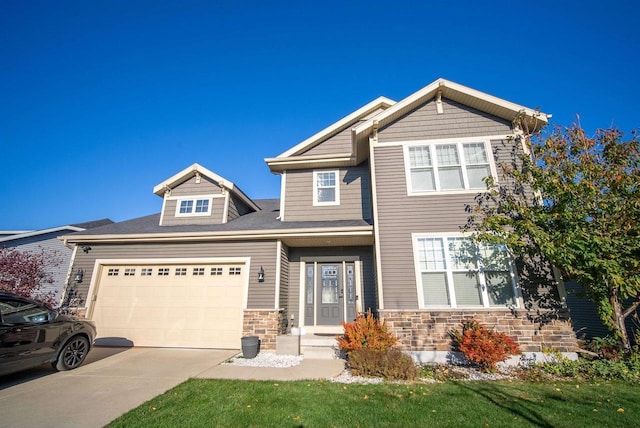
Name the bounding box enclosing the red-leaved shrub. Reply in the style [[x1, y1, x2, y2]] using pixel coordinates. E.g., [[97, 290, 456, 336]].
[[450, 319, 520, 372], [337, 310, 397, 353]]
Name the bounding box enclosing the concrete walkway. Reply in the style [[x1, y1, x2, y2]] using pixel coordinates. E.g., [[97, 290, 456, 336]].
[[198, 357, 346, 381], [0, 347, 346, 428]]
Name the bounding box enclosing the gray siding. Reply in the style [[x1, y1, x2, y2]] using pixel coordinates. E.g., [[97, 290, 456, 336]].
[[378, 98, 512, 142], [287, 246, 376, 325], [4, 233, 73, 304], [373, 140, 517, 310], [170, 175, 223, 197], [300, 126, 352, 156], [284, 163, 372, 221], [72, 240, 278, 309]]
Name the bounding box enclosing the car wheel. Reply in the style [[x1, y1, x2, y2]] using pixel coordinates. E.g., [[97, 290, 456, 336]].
[[55, 336, 90, 371]]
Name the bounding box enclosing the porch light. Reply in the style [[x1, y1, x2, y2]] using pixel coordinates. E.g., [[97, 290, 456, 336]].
[[258, 266, 265, 283], [74, 268, 84, 283]]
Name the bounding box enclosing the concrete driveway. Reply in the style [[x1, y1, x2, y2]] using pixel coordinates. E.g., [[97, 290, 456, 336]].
[[0, 347, 238, 428]]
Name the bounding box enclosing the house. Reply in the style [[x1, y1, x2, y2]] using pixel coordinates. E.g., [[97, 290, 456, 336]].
[[61, 79, 579, 360], [1, 219, 113, 305]]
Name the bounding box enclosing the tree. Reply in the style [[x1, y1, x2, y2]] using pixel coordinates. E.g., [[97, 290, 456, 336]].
[[0, 246, 60, 307], [466, 121, 640, 350]]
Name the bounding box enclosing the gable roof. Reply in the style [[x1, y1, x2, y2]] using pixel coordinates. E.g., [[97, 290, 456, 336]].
[[354, 78, 549, 147], [152, 163, 260, 211], [265, 96, 396, 172]]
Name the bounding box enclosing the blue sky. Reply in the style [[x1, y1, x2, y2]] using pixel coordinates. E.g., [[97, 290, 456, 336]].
[[1, 0, 638, 229]]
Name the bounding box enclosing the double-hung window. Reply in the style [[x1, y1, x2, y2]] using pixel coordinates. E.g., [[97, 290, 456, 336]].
[[407, 141, 492, 193], [175, 197, 212, 217], [313, 170, 340, 206], [414, 235, 517, 308]]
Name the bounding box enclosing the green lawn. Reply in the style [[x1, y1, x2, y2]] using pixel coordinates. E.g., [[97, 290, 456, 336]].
[[108, 379, 638, 427]]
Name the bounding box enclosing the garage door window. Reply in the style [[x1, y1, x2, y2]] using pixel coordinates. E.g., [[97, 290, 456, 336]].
[[211, 267, 223, 275], [158, 268, 170, 276], [107, 268, 119, 276], [141, 268, 153, 276], [229, 267, 242, 275], [175, 268, 187, 276], [124, 268, 136, 276], [193, 267, 205, 276]]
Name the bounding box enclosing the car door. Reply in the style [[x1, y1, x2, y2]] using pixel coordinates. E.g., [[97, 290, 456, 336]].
[[0, 297, 61, 376]]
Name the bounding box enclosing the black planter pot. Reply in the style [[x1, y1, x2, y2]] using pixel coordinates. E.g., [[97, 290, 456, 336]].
[[241, 336, 260, 359]]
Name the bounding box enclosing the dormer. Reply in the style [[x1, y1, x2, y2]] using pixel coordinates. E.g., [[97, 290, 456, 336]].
[[153, 163, 260, 226]]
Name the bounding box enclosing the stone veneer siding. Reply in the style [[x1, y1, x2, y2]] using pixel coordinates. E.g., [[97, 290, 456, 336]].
[[379, 310, 578, 353], [243, 309, 287, 351]]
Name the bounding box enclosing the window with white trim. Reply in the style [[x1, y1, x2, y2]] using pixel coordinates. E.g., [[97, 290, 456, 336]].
[[175, 268, 187, 276], [107, 268, 119, 276], [313, 170, 340, 205], [124, 268, 136, 276], [211, 267, 223, 276], [192, 267, 205, 276], [175, 198, 212, 217], [414, 235, 517, 308], [229, 267, 242, 275], [141, 268, 153, 276], [407, 141, 492, 193], [158, 268, 170, 276]]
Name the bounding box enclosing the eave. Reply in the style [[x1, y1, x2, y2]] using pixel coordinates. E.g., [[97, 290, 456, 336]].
[[60, 225, 374, 247], [354, 78, 549, 148]]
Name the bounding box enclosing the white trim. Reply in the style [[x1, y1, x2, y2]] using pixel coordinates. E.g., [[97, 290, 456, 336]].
[[369, 136, 385, 309], [274, 240, 282, 308], [354, 260, 363, 313], [62, 226, 374, 244], [312, 170, 340, 206], [411, 232, 520, 310], [298, 261, 306, 328], [165, 193, 225, 201], [222, 191, 229, 224], [174, 197, 213, 217], [273, 96, 395, 159], [85, 256, 252, 317], [159, 194, 167, 225], [279, 171, 286, 221], [402, 137, 501, 196]]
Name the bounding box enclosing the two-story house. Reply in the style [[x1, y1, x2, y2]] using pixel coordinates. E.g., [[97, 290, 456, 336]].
[[62, 79, 578, 360]]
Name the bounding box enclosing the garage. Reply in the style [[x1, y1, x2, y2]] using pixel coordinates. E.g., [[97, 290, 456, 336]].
[[88, 259, 248, 349]]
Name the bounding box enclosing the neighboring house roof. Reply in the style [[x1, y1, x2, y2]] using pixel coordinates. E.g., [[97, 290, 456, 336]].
[[0, 219, 113, 244], [152, 163, 260, 212], [265, 96, 396, 172], [62, 199, 373, 247]]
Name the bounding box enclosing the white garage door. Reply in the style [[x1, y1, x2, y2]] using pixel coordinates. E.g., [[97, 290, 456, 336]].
[[90, 261, 246, 349]]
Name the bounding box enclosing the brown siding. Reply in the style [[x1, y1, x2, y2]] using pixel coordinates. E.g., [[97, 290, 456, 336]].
[[160, 175, 226, 226], [170, 175, 223, 197], [72, 240, 278, 309], [227, 194, 254, 222], [161, 197, 226, 226], [279, 243, 289, 313], [373, 143, 514, 310], [284, 163, 372, 221], [300, 126, 352, 156], [378, 98, 512, 142]]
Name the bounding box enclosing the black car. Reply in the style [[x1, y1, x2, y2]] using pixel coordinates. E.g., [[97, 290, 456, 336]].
[[0, 291, 96, 376]]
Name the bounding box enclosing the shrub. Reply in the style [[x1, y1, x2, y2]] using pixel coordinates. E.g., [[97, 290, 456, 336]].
[[419, 364, 469, 382], [348, 348, 418, 381], [588, 336, 621, 360], [535, 348, 640, 382], [337, 310, 397, 353], [450, 319, 520, 372]]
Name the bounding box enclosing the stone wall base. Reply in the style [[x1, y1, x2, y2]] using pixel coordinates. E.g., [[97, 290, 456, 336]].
[[243, 309, 286, 351], [409, 350, 578, 365], [379, 310, 579, 353]]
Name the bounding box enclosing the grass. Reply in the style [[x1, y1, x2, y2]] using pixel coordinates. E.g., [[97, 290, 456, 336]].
[[108, 379, 639, 427]]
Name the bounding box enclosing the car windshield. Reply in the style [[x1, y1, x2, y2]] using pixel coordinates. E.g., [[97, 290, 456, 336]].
[[0, 299, 51, 324]]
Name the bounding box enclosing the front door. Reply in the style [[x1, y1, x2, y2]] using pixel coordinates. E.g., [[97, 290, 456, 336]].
[[317, 263, 342, 325]]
